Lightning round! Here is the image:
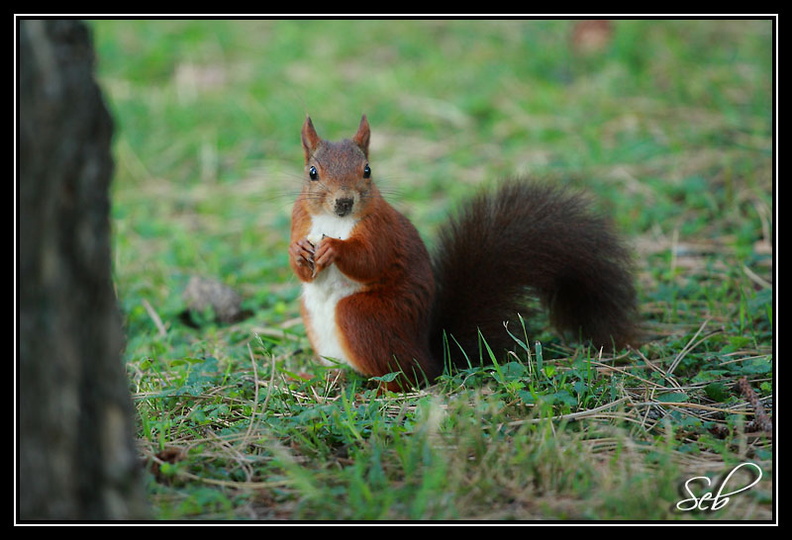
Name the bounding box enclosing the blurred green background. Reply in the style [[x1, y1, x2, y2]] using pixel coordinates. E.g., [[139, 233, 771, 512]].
[[91, 19, 772, 343], [87, 18, 774, 520]]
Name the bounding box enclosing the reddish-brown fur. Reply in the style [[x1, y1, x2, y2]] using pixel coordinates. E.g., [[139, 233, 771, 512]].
[[290, 116, 438, 391], [289, 116, 637, 392]]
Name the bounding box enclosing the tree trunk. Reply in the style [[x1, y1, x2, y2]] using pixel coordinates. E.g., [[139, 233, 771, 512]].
[[18, 19, 147, 520]]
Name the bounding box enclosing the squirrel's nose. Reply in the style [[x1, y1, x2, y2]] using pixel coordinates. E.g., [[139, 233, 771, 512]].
[[334, 197, 354, 217]]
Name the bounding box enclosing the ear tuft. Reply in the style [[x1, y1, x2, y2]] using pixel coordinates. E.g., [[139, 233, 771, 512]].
[[301, 116, 322, 160], [352, 114, 370, 156]]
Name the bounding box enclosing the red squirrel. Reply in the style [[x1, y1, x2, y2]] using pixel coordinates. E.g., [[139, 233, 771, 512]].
[[289, 115, 637, 392]]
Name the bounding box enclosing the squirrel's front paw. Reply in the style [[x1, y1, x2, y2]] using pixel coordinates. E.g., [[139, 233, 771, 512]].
[[314, 237, 340, 271], [289, 239, 316, 279]]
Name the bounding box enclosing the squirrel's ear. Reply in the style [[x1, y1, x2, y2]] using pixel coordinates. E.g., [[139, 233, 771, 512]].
[[352, 114, 370, 157], [301, 116, 321, 160]]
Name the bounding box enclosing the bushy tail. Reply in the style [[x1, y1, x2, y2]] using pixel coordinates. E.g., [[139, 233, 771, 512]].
[[429, 179, 637, 368]]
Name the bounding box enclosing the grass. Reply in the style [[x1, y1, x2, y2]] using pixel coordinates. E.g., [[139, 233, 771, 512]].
[[91, 18, 774, 521]]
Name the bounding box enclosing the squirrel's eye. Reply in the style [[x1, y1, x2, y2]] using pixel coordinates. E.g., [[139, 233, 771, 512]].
[[363, 164, 371, 179], [308, 166, 318, 181]]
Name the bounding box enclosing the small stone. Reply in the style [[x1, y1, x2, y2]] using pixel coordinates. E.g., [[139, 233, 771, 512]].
[[182, 276, 249, 325]]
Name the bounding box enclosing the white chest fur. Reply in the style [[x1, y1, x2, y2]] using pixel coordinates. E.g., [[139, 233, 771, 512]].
[[302, 214, 362, 366]]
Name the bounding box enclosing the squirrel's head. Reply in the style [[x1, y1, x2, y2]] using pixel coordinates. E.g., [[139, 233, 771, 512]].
[[300, 115, 376, 218]]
